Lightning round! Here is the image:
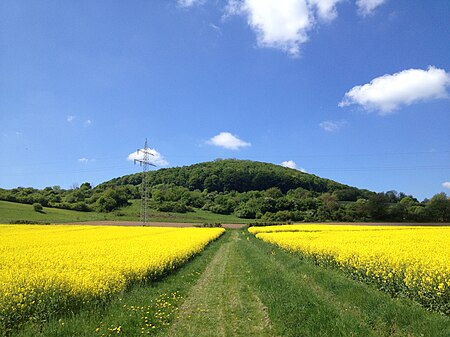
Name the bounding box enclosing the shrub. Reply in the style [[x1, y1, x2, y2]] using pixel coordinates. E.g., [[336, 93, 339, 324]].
[[32, 203, 43, 213]]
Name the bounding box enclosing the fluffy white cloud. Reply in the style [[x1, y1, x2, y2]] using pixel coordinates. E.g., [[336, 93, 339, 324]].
[[281, 160, 297, 169], [226, 0, 312, 57], [178, 0, 204, 8], [443, 182, 450, 189], [225, 0, 386, 56], [339, 66, 450, 115], [207, 132, 251, 150], [177, 1, 387, 56], [280, 160, 307, 172], [67, 115, 75, 122], [319, 119, 347, 132], [127, 148, 168, 167], [356, 0, 387, 17]]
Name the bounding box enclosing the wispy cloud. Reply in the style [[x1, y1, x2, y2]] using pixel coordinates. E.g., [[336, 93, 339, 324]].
[[319, 119, 347, 132], [356, 0, 387, 17], [78, 158, 95, 163], [207, 132, 251, 150], [339, 66, 450, 115], [178, 0, 204, 8], [127, 148, 168, 167], [280, 160, 307, 173], [67, 115, 75, 123], [84, 119, 92, 127]]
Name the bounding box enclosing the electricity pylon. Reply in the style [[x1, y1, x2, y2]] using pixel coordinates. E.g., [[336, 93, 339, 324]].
[[134, 139, 155, 225]]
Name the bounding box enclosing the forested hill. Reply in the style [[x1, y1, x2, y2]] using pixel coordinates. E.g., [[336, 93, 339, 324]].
[[99, 159, 371, 198], [3, 159, 448, 222]]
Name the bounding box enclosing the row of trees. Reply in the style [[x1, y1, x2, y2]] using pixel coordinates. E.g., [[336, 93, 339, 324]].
[[143, 184, 449, 223], [0, 183, 138, 213]]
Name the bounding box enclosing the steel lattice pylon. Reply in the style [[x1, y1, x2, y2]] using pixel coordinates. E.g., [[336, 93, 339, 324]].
[[134, 139, 155, 225]]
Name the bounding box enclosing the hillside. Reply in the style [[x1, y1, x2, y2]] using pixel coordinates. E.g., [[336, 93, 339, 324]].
[[100, 159, 371, 197], [0, 200, 252, 224]]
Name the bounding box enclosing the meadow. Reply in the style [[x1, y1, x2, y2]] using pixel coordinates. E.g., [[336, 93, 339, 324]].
[[0, 200, 251, 224]]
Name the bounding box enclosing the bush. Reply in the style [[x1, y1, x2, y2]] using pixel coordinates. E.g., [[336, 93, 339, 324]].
[[9, 220, 50, 225], [71, 202, 91, 212], [32, 203, 43, 213]]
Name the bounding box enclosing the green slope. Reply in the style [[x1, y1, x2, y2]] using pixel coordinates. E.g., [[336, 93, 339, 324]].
[[0, 200, 251, 224]]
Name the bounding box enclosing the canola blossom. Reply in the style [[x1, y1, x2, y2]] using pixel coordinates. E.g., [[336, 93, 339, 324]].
[[0, 225, 224, 332], [250, 224, 450, 314]]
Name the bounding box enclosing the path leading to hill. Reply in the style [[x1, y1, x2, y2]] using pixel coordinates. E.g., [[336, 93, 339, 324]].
[[165, 230, 276, 337], [161, 230, 449, 337]]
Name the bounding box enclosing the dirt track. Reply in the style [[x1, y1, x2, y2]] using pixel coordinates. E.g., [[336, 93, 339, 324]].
[[63, 221, 248, 229], [61, 221, 449, 229]]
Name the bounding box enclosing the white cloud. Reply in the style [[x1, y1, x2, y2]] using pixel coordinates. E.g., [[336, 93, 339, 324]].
[[309, 0, 344, 21], [319, 119, 347, 132], [280, 160, 307, 173], [178, 0, 204, 8], [207, 132, 251, 150], [339, 66, 450, 115], [225, 0, 385, 56], [67, 115, 75, 122], [281, 160, 298, 169], [356, 0, 387, 17], [84, 119, 92, 126], [176, 0, 387, 56], [127, 148, 168, 167], [443, 182, 450, 189], [226, 0, 313, 57]]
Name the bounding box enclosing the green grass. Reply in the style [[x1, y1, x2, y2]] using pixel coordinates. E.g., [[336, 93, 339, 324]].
[[0, 200, 252, 224], [11, 229, 450, 337], [0, 200, 112, 223]]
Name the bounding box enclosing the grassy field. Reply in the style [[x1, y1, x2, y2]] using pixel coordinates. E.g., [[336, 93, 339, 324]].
[[0, 200, 251, 224], [10, 228, 450, 337]]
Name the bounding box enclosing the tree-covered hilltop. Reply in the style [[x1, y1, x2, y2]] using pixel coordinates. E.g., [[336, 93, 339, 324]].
[[0, 159, 448, 222], [99, 159, 372, 197]]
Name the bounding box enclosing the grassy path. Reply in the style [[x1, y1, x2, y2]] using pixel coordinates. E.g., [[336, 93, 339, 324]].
[[165, 230, 275, 337], [164, 230, 449, 337]]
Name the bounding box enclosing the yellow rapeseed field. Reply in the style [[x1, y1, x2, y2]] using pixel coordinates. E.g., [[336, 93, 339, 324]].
[[0, 225, 224, 331], [250, 224, 450, 314]]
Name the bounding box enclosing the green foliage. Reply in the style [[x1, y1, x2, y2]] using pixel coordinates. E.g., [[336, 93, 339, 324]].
[[32, 203, 43, 213]]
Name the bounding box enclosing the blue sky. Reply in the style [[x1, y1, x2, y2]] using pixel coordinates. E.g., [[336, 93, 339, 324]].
[[1, 0, 449, 200]]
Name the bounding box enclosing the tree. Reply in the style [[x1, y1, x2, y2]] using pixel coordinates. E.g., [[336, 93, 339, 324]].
[[426, 193, 450, 222], [366, 193, 389, 220]]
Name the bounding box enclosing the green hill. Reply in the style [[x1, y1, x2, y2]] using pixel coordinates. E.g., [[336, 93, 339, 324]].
[[100, 159, 371, 198], [1, 159, 446, 223]]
